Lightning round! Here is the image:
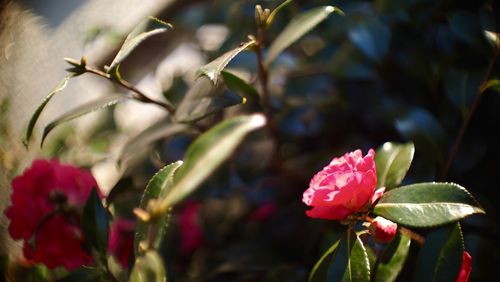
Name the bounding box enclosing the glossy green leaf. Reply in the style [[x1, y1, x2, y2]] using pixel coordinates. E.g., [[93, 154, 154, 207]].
[[415, 223, 464, 282], [197, 40, 255, 84], [328, 230, 370, 282], [23, 75, 73, 148], [375, 142, 415, 189], [308, 235, 342, 282], [374, 182, 484, 228], [130, 250, 167, 282], [174, 76, 244, 122], [108, 17, 172, 73], [41, 94, 127, 147], [221, 70, 260, 103], [266, 6, 342, 64], [375, 233, 411, 282], [134, 161, 183, 256], [81, 188, 109, 255], [160, 114, 266, 208], [119, 122, 190, 164]]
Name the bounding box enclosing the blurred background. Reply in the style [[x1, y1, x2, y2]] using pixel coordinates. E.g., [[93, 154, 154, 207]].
[[1, 0, 499, 281]]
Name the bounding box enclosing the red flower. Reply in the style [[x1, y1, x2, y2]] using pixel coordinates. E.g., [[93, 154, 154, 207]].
[[303, 149, 384, 220], [457, 251, 472, 282], [108, 219, 135, 268], [369, 216, 398, 243], [4, 159, 98, 270], [179, 202, 204, 256]]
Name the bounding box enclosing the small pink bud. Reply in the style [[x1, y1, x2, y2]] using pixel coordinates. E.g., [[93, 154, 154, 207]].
[[369, 216, 398, 243]]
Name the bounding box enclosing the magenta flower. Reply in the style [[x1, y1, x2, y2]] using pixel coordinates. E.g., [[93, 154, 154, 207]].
[[457, 251, 472, 282], [303, 149, 384, 220], [4, 159, 99, 270], [369, 216, 398, 243]]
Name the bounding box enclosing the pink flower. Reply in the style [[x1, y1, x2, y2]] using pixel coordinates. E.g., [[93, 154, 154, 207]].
[[457, 251, 472, 282], [179, 202, 204, 256], [108, 219, 135, 268], [4, 159, 98, 270], [369, 216, 398, 243], [302, 149, 384, 220]]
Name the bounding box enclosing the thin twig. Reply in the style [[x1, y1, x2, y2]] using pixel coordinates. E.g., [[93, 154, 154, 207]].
[[84, 66, 176, 114], [440, 46, 499, 180]]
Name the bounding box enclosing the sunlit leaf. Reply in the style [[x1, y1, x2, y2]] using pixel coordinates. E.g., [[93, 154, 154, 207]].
[[266, 0, 294, 27], [41, 94, 127, 147], [119, 122, 190, 164], [266, 6, 342, 64], [81, 188, 108, 255], [160, 114, 266, 208], [108, 17, 172, 73], [415, 223, 464, 282], [480, 79, 500, 94], [328, 229, 370, 282], [175, 76, 244, 122], [130, 250, 167, 282], [23, 75, 73, 148], [134, 161, 183, 256], [375, 142, 415, 189], [374, 182, 484, 227], [375, 233, 411, 282], [197, 40, 255, 84]]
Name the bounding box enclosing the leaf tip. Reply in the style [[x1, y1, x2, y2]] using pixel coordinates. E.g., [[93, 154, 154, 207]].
[[250, 113, 266, 128]]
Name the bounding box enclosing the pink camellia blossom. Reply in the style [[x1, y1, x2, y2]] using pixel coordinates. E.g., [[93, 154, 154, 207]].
[[4, 159, 99, 270], [369, 216, 398, 243], [302, 149, 384, 220], [108, 219, 135, 268], [457, 251, 472, 282]]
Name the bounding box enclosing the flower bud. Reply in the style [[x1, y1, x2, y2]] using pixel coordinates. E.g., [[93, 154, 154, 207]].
[[369, 216, 398, 243]]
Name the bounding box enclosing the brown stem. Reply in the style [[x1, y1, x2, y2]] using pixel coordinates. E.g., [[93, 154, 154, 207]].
[[84, 66, 176, 114], [439, 46, 499, 180], [399, 226, 425, 246], [254, 26, 282, 171]]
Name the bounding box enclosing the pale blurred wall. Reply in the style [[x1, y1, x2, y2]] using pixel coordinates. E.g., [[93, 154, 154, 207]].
[[0, 0, 176, 263]]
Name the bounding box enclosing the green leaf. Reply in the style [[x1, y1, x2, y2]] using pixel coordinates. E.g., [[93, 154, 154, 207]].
[[197, 40, 255, 84], [266, 0, 294, 27], [308, 233, 342, 282], [374, 182, 484, 228], [130, 250, 167, 282], [348, 19, 391, 61], [134, 161, 183, 256], [41, 94, 127, 147], [119, 122, 190, 164], [375, 142, 415, 190], [174, 76, 244, 122], [23, 75, 73, 148], [57, 267, 99, 282], [161, 114, 266, 208], [375, 233, 411, 282], [480, 79, 500, 94], [221, 70, 260, 103], [266, 6, 342, 65], [415, 223, 464, 282], [108, 17, 172, 73], [328, 229, 370, 282], [81, 188, 109, 255]]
